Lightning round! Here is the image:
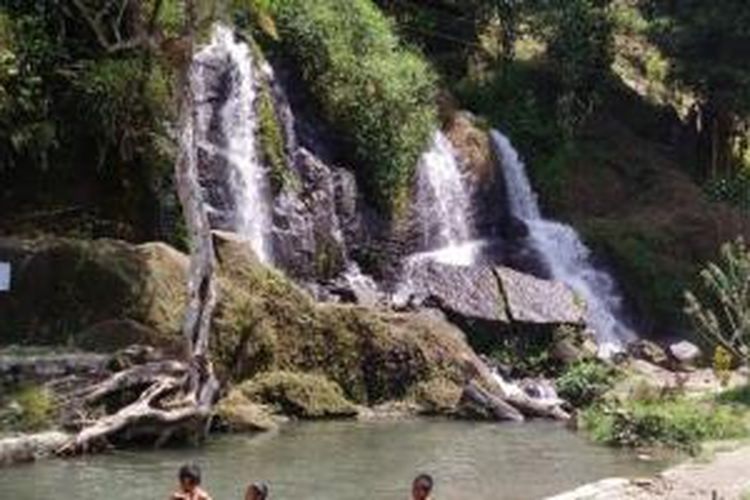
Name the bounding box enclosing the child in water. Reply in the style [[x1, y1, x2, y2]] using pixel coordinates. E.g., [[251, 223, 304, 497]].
[[171, 464, 213, 500], [245, 481, 269, 500], [412, 474, 434, 500]]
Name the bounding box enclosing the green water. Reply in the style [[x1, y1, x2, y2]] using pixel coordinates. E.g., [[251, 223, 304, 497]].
[[0, 420, 664, 500]]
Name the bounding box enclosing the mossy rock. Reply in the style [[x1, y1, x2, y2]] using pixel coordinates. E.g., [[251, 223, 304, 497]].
[[411, 377, 463, 415], [211, 231, 477, 405], [0, 237, 187, 349], [238, 371, 358, 419], [215, 389, 277, 432]]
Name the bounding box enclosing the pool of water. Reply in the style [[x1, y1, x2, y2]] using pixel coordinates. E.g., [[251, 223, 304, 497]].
[[0, 420, 664, 500]]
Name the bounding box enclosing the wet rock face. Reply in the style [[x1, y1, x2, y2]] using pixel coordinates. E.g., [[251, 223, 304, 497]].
[[270, 148, 348, 281]]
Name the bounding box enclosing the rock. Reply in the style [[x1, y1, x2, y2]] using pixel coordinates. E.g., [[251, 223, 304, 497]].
[[550, 327, 598, 364], [412, 378, 463, 415], [403, 261, 509, 324], [495, 266, 585, 325], [0, 237, 188, 348], [627, 339, 669, 367], [211, 235, 488, 405], [238, 371, 358, 419], [669, 341, 702, 368], [0, 349, 110, 387], [78, 320, 177, 354], [215, 389, 277, 432], [270, 148, 347, 281], [0, 431, 69, 467]]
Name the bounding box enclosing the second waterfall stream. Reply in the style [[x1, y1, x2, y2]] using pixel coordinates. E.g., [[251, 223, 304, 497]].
[[491, 130, 635, 355]]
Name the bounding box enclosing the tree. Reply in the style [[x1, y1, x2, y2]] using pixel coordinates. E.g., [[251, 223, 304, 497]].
[[641, 0, 750, 177], [685, 238, 750, 366], [58, 0, 221, 453], [535, 0, 614, 138]]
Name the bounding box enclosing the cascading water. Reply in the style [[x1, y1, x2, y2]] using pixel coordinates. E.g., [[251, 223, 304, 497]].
[[491, 130, 635, 354], [410, 132, 480, 266], [192, 24, 272, 262]]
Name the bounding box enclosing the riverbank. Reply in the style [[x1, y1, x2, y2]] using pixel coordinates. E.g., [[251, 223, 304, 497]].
[[549, 442, 750, 499]]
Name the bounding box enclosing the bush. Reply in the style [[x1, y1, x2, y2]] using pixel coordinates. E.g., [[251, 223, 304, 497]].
[[556, 361, 617, 407], [581, 397, 748, 454], [0, 385, 55, 432], [265, 0, 437, 215], [685, 238, 750, 365]]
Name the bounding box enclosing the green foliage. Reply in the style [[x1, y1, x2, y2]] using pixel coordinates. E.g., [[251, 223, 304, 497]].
[[581, 396, 748, 454], [0, 385, 55, 432], [705, 170, 750, 212], [541, 0, 615, 139], [256, 83, 292, 194], [585, 219, 692, 328], [685, 238, 750, 365], [556, 360, 617, 407], [264, 0, 438, 215], [716, 384, 750, 407]]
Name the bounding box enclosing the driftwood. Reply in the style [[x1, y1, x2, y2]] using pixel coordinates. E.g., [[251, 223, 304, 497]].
[[461, 381, 525, 422], [461, 355, 570, 421]]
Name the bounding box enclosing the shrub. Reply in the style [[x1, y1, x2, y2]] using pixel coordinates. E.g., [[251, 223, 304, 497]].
[[265, 0, 437, 215], [556, 360, 617, 407], [684, 238, 750, 365], [581, 397, 748, 454], [0, 385, 55, 432]]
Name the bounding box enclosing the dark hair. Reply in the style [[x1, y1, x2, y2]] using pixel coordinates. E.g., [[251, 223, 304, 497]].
[[250, 482, 269, 499], [178, 464, 202, 485], [413, 474, 433, 492]]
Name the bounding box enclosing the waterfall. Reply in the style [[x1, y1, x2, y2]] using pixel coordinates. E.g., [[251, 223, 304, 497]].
[[412, 132, 479, 266], [491, 130, 635, 353], [193, 24, 272, 263]]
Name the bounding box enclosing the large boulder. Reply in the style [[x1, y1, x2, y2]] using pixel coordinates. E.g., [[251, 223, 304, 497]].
[[211, 232, 483, 406], [403, 261, 509, 324], [399, 261, 585, 334], [0, 238, 187, 348], [495, 266, 585, 325]]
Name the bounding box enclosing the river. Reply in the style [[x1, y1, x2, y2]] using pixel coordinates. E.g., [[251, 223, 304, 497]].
[[0, 420, 664, 500]]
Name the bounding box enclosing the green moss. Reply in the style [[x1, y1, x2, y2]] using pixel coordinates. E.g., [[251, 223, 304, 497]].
[[239, 371, 358, 418], [257, 82, 294, 194], [211, 235, 472, 405], [0, 238, 186, 348], [411, 377, 462, 415], [264, 0, 437, 216]]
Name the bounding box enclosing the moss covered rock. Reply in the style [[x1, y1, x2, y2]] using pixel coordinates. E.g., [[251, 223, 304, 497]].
[[211, 231, 478, 406], [238, 371, 358, 419], [0, 237, 187, 348], [215, 388, 278, 432]]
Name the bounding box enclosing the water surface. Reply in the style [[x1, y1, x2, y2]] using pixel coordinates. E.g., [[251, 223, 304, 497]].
[[0, 420, 664, 500]]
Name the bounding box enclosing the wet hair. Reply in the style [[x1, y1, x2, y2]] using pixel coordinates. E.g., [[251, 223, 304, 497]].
[[178, 464, 202, 485], [249, 482, 269, 499], [413, 474, 433, 493]]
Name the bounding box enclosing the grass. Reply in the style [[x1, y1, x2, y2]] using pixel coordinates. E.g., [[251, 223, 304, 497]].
[[581, 389, 750, 455]]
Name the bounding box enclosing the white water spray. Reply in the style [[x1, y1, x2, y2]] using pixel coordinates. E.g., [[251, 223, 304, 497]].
[[193, 25, 272, 262], [412, 132, 478, 265], [491, 130, 635, 353]]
